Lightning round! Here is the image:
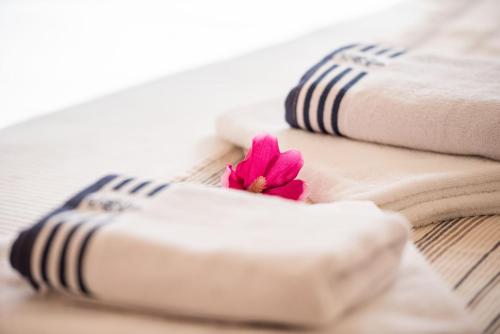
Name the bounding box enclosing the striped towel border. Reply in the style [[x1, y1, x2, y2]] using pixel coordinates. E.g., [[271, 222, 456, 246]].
[[9, 175, 171, 294], [285, 43, 406, 136]]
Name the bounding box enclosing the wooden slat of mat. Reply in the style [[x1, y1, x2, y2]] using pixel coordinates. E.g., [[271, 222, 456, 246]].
[[413, 216, 499, 333]]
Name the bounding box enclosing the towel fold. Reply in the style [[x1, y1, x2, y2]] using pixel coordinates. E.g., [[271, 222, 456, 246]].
[[9, 174, 409, 328], [1, 242, 476, 334], [216, 99, 500, 226], [284, 42, 500, 160]]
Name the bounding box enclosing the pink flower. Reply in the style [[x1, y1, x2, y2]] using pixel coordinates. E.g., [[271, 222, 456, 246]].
[[221, 133, 308, 201]]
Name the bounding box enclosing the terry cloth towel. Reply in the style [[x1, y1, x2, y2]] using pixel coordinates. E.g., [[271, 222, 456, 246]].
[[8, 174, 409, 328], [216, 99, 500, 227], [284, 41, 500, 161], [0, 241, 477, 334]]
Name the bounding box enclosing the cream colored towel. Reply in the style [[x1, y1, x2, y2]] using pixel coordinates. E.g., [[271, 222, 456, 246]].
[[7, 174, 408, 327], [283, 0, 500, 161], [284, 43, 500, 160], [1, 238, 476, 334], [217, 99, 500, 227]]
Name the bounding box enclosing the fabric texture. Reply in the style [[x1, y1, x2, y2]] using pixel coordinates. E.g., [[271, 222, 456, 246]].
[[0, 153, 477, 334], [217, 99, 500, 227], [193, 152, 500, 333], [0, 0, 497, 333], [1, 238, 475, 334], [284, 42, 500, 160], [3, 149, 496, 332], [183, 151, 500, 333], [7, 175, 410, 328]]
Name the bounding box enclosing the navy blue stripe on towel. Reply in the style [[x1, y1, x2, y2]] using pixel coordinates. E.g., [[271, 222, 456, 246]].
[[40, 221, 64, 287], [303, 64, 339, 131], [316, 68, 352, 134], [375, 48, 391, 55], [389, 50, 406, 58], [299, 43, 358, 83], [360, 44, 377, 52], [9, 174, 118, 290], [130, 181, 151, 194], [148, 184, 170, 197], [9, 228, 40, 289], [77, 224, 106, 296], [59, 222, 85, 288], [285, 86, 300, 128], [113, 177, 134, 190], [286, 43, 358, 128], [331, 72, 367, 136]]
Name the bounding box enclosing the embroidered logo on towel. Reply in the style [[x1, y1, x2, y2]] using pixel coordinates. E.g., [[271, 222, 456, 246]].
[[285, 43, 407, 136]]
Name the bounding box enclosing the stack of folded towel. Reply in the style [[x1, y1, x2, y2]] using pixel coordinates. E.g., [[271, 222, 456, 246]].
[[217, 17, 500, 227], [9, 174, 409, 328], [217, 99, 500, 227], [5, 1, 498, 333], [214, 8, 500, 329]]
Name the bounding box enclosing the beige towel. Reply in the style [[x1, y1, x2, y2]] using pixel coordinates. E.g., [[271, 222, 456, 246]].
[[285, 0, 500, 160], [7, 175, 408, 327], [285, 45, 500, 161], [0, 240, 476, 334], [217, 99, 500, 227]]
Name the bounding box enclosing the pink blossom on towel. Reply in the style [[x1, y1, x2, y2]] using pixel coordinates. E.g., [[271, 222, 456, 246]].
[[221, 133, 308, 201]]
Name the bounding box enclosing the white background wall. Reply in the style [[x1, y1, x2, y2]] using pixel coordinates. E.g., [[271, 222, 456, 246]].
[[0, 0, 402, 129]]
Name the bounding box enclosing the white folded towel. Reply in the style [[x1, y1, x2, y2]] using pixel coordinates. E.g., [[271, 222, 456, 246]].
[[1, 242, 476, 334], [284, 45, 500, 161], [216, 99, 500, 226], [9, 174, 408, 328]]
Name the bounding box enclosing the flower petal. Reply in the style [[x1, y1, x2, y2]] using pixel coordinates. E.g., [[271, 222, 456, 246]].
[[220, 165, 244, 189], [264, 149, 303, 188], [264, 179, 308, 201], [235, 133, 280, 188]]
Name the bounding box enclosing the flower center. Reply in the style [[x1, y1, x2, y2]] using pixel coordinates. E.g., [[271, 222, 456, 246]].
[[247, 176, 266, 193]]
